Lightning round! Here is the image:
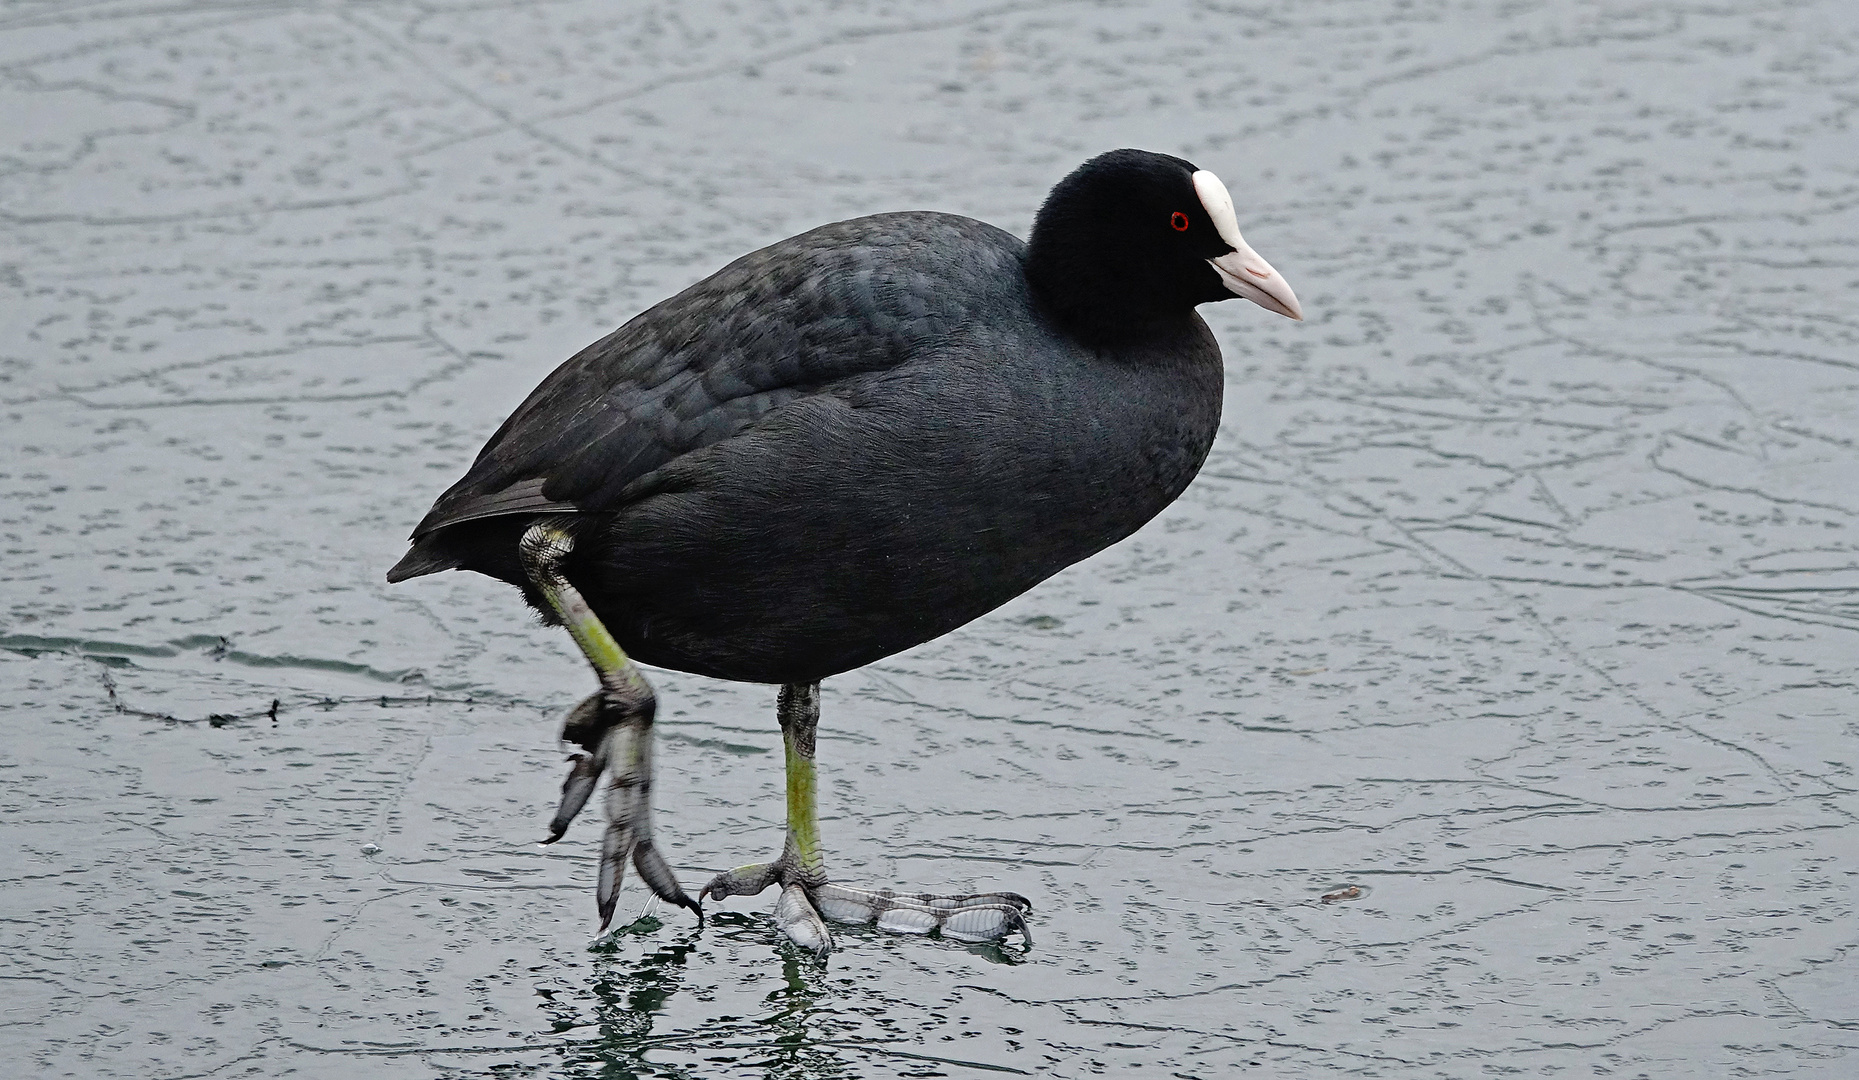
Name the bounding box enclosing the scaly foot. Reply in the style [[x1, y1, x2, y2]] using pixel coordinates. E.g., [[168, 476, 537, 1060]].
[[542, 689, 701, 931], [702, 681, 1034, 954], [518, 522, 702, 933], [700, 856, 1031, 954]]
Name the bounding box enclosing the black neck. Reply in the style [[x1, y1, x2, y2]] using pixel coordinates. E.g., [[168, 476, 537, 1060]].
[[1024, 236, 1198, 344]]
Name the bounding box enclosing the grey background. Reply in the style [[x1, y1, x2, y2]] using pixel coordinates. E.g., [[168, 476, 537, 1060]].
[[3, 0, 1856, 1076]]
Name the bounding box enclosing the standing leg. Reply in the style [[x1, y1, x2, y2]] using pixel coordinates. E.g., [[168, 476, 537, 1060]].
[[771, 682, 833, 953], [701, 682, 1032, 954], [519, 521, 700, 931]]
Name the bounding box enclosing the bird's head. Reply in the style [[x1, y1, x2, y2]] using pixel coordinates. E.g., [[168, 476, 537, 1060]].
[[1026, 148, 1302, 337]]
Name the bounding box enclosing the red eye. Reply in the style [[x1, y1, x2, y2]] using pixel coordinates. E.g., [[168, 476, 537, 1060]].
[[1170, 211, 1190, 231]]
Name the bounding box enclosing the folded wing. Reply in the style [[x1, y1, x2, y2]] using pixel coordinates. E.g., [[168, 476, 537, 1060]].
[[389, 213, 1023, 581]]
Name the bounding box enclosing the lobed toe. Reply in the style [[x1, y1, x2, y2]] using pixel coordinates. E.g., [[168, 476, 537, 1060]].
[[774, 882, 834, 956]]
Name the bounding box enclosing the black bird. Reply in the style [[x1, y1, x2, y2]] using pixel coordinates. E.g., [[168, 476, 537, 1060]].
[[388, 148, 1302, 953]]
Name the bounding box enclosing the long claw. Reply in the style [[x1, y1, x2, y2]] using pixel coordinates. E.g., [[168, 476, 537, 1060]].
[[699, 861, 782, 903], [633, 839, 702, 925], [774, 882, 833, 956], [936, 902, 1031, 944]]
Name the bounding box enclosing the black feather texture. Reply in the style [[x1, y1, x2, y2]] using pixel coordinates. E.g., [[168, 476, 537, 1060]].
[[391, 152, 1242, 683]]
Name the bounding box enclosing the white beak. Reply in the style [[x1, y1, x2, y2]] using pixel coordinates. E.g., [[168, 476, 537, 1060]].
[[1193, 170, 1303, 321]]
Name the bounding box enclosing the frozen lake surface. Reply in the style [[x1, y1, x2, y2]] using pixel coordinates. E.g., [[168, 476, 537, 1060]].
[[3, 0, 1857, 1076]]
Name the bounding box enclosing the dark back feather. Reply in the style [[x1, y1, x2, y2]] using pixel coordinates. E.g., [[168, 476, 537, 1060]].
[[408, 212, 1024, 541]]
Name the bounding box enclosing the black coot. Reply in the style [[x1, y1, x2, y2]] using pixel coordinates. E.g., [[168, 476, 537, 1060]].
[[389, 148, 1302, 953]]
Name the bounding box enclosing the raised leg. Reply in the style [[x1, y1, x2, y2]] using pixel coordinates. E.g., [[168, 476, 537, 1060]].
[[519, 521, 700, 931], [700, 682, 1032, 954]]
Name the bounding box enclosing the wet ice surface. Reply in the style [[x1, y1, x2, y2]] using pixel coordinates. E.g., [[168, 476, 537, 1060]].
[[3, 0, 1857, 1075]]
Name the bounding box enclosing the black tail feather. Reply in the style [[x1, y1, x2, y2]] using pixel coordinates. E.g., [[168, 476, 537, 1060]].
[[386, 540, 459, 583]]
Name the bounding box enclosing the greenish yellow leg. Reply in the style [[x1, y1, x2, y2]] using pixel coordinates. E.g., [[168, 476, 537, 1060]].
[[517, 521, 699, 930], [518, 522, 648, 700], [778, 683, 828, 888], [700, 682, 1032, 955], [699, 682, 833, 953]]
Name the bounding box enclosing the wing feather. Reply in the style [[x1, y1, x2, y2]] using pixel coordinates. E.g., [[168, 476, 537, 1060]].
[[401, 213, 1026, 547]]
